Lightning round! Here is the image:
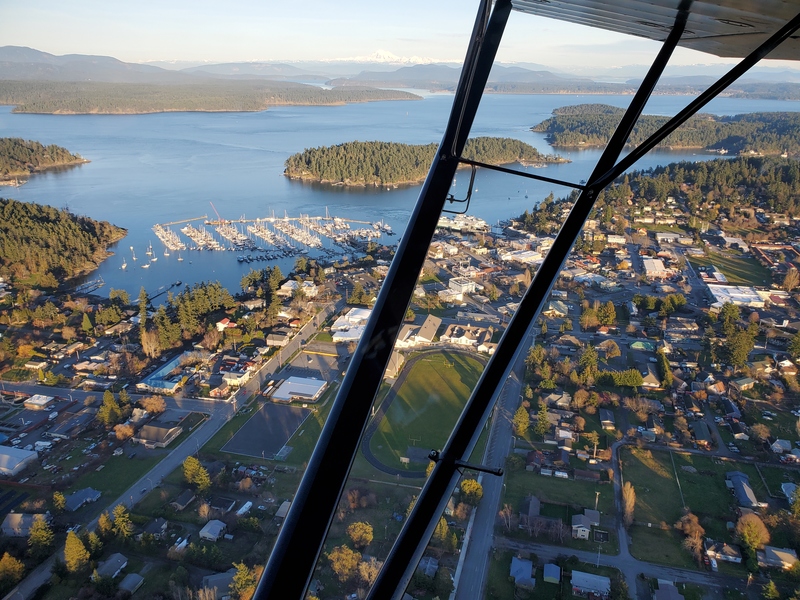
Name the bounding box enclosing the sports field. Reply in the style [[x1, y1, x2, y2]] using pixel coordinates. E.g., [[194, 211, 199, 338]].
[[368, 352, 484, 467]]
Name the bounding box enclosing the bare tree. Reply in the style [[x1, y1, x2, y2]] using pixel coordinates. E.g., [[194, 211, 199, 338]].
[[531, 517, 546, 539], [499, 504, 513, 531], [622, 482, 636, 528]]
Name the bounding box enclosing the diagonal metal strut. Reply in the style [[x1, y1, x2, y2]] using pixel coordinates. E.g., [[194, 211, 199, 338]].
[[369, 5, 690, 599]]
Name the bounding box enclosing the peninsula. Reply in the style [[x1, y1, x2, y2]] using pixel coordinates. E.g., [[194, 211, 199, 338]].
[[284, 137, 568, 187], [0, 138, 88, 184], [0, 198, 126, 288]]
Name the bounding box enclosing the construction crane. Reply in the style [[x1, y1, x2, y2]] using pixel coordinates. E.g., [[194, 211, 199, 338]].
[[206, 201, 227, 225]]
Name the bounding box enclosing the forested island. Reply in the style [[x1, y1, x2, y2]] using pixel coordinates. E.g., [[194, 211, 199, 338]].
[[532, 104, 800, 156], [0, 138, 87, 182], [0, 198, 126, 288], [284, 137, 567, 187], [0, 80, 421, 114]]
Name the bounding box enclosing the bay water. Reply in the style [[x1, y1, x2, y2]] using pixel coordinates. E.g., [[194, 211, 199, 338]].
[[2, 93, 800, 299]]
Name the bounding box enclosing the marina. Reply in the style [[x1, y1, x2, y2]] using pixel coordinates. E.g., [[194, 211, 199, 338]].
[[147, 212, 395, 262]]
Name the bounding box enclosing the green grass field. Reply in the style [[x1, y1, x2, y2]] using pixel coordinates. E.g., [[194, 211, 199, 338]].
[[688, 253, 772, 286], [503, 467, 615, 516], [629, 526, 697, 569], [369, 352, 484, 468]]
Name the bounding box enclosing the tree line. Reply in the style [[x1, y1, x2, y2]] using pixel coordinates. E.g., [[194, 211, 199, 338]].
[[284, 137, 566, 187], [0, 80, 420, 114], [0, 198, 126, 288], [0, 138, 85, 179], [532, 103, 800, 156]]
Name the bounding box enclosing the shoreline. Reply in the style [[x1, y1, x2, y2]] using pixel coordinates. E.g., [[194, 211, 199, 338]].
[[0, 158, 90, 183]]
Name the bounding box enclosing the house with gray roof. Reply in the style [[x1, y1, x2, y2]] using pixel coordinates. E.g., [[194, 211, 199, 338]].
[[202, 568, 237, 600], [726, 471, 759, 508], [65, 488, 101, 512], [94, 553, 127, 579], [1, 513, 51, 537], [510, 556, 536, 589]]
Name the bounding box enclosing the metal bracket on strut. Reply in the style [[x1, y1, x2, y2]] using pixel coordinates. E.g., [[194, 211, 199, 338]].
[[428, 449, 504, 477], [442, 164, 477, 215]]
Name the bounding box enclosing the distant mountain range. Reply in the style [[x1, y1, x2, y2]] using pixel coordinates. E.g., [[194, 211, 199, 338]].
[[4, 46, 800, 99]]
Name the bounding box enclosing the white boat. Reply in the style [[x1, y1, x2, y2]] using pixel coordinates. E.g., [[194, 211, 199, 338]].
[[146, 242, 153, 256], [177, 253, 184, 262], [164, 249, 170, 257], [130, 246, 137, 261], [151, 256, 158, 262], [121, 259, 127, 270], [141, 263, 150, 269]]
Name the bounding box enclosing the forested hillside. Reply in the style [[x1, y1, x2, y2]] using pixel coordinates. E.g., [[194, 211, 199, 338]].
[[0, 80, 420, 114], [0, 198, 126, 288], [532, 104, 800, 155], [0, 138, 86, 179], [284, 137, 567, 186], [518, 156, 800, 236]]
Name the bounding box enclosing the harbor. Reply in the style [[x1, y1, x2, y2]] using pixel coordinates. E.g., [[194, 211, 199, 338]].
[[141, 211, 403, 265]]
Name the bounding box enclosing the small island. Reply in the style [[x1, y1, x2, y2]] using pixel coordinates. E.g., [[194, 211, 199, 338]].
[[284, 137, 568, 187], [532, 104, 800, 156], [0, 198, 126, 288], [0, 138, 88, 185]]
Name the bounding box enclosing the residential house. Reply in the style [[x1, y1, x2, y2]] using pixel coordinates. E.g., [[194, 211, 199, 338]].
[[758, 546, 799, 570], [119, 574, 145, 595], [690, 421, 712, 449], [417, 556, 439, 578], [519, 496, 541, 528], [730, 421, 749, 440], [721, 398, 741, 419], [199, 520, 227, 542], [510, 556, 536, 589], [654, 583, 685, 600], [133, 422, 183, 449], [646, 414, 664, 434], [543, 564, 561, 584], [416, 314, 442, 344], [707, 381, 726, 396], [202, 568, 237, 600], [782, 482, 798, 502], [599, 409, 616, 430], [65, 488, 101, 512], [571, 571, 611, 599], [704, 540, 743, 564], [584, 509, 600, 527], [171, 490, 196, 511], [727, 471, 760, 508], [210, 497, 236, 514], [138, 517, 168, 541], [771, 439, 793, 454], [543, 301, 569, 318], [544, 391, 572, 410], [571, 514, 592, 540], [215, 318, 237, 332], [94, 553, 127, 580], [730, 377, 756, 392], [641, 365, 661, 388]]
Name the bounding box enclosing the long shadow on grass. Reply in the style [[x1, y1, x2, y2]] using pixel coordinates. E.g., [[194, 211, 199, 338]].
[[360, 349, 485, 478]]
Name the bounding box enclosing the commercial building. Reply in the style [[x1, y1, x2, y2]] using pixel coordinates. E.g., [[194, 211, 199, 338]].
[[0, 446, 38, 477], [272, 376, 327, 403]]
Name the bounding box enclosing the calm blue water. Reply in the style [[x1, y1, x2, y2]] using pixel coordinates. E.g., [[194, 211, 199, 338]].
[[3, 93, 800, 299]]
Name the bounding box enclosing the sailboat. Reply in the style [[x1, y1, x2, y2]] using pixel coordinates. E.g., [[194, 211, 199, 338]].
[[177, 252, 184, 262], [146, 242, 153, 257], [130, 246, 137, 261], [164, 249, 170, 257], [121, 258, 127, 270], [141, 263, 150, 269]]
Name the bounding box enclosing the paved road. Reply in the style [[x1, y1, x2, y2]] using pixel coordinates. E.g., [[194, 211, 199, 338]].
[[453, 330, 532, 600]]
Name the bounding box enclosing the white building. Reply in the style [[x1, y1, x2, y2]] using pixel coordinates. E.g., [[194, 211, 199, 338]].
[[642, 258, 671, 279], [449, 277, 478, 295], [707, 284, 765, 308], [199, 520, 227, 542], [0, 447, 38, 476], [272, 376, 327, 403]]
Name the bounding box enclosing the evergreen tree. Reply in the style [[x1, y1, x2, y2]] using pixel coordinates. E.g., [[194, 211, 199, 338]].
[[64, 531, 89, 573], [0, 552, 24, 588], [229, 562, 257, 600], [534, 401, 550, 439], [52, 491, 65, 513], [513, 405, 529, 436], [27, 516, 54, 560], [111, 504, 134, 540]]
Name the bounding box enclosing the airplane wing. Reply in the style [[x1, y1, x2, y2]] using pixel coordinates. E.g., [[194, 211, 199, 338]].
[[512, 0, 800, 60]]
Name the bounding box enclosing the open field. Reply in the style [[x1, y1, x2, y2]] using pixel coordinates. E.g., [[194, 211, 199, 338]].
[[369, 352, 484, 468], [688, 253, 772, 286], [504, 467, 615, 516], [629, 526, 697, 569]]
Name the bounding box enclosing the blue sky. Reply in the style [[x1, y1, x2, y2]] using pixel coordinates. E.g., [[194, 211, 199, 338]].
[[0, 0, 785, 69]]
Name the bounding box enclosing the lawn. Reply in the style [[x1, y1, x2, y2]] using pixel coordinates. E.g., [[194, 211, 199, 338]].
[[503, 468, 615, 516], [67, 454, 162, 498], [369, 352, 484, 468], [629, 525, 697, 569], [620, 447, 682, 525], [688, 254, 772, 286]]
